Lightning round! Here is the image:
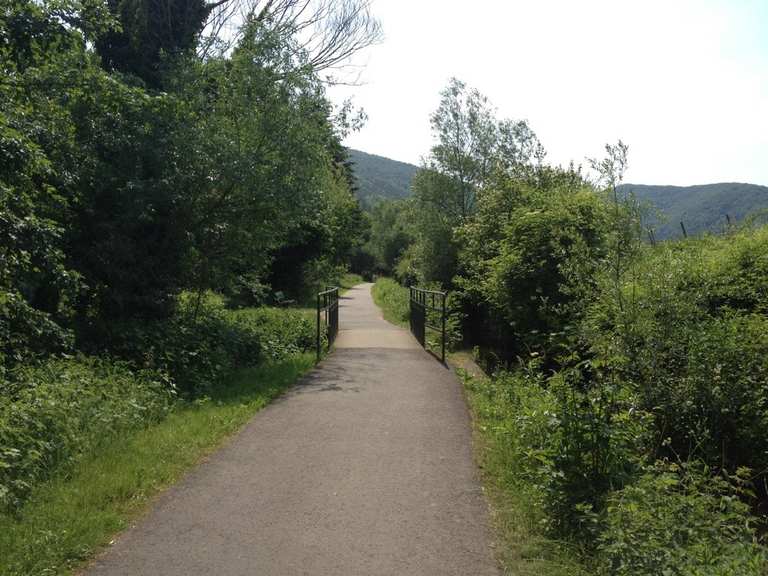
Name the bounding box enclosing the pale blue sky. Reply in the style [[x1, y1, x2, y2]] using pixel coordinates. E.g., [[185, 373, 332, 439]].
[[329, 0, 768, 185]]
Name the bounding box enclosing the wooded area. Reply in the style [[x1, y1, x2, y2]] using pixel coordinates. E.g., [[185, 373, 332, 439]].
[[1, 0, 376, 535], [3, 2, 768, 574], [369, 78, 768, 575]]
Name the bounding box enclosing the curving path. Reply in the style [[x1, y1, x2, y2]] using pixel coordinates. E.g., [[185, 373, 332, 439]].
[[84, 284, 499, 576]]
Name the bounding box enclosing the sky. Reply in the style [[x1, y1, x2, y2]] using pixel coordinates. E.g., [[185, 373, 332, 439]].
[[327, 0, 768, 186]]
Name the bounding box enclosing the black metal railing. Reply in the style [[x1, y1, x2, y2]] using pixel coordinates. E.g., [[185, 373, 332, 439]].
[[409, 287, 447, 363], [316, 287, 339, 361]]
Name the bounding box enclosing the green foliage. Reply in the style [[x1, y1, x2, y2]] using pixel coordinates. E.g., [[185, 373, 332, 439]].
[[366, 199, 413, 274], [585, 227, 768, 481], [445, 129, 768, 571], [0, 355, 314, 576], [461, 369, 588, 575], [371, 277, 409, 326], [596, 463, 767, 575], [458, 177, 610, 359], [1, 0, 368, 365], [0, 1, 82, 368], [623, 182, 768, 240], [347, 148, 418, 208], [224, 306, 317, 363], [101, 294, 317, 395], [406, 78, 545, 287], [0, 357, 173, 512], [96, 0, 209, 87], [463, 366, 768, 575]]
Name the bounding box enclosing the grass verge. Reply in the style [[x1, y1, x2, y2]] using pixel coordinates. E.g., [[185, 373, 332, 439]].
[[339, 272, 364, 293], [451, 353, 587, 576], [0, 354, 315, 576], [371, 277, 409, 326]]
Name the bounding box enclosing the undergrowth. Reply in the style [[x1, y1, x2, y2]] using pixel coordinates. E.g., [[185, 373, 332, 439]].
[[0, 355, 314, 576]]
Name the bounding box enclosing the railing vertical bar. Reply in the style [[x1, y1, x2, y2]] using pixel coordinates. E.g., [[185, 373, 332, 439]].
[[441, 293, 446, 363], [316, 286, 340, 362], [316, 292, 321, 362], [409, 286, 447, 363]]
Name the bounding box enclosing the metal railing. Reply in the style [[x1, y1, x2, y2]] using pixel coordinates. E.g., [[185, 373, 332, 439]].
[[409, 287, 447, 363], [316, 287, 339, 361]]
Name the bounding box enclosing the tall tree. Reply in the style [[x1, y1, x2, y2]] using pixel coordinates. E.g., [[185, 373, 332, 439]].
[[410, 78, 545, 285]]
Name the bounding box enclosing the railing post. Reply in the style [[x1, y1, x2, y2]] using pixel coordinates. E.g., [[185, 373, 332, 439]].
[[316, 291, 321, 362], [441, 292, 446, 363], [316, 287, 340, 362]]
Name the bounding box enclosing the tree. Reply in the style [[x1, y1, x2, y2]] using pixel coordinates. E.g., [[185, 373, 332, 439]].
[[200, 0, 383, 83], [0, 0, 84, 367], [366, 199, 412, 273], [409, 78, 545, 285], [1, 0, 373, 361], [96, 0, 212, 86]]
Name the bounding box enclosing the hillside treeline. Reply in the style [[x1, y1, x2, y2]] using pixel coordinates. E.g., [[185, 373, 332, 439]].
[[1, 0, 376, 514], [369, 79, 768, 574]]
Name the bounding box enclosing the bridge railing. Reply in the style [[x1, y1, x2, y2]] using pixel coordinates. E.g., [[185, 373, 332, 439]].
[[316, 287, 339, 361], [409, 287, 446, 363]]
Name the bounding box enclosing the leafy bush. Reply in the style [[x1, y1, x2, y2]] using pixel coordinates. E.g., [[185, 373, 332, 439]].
[[465, 366, 768, 574], [466, 224, 768, 567], [103, 296, 318, 396], [457, 181, 610, 362], [224, 307, 317, 362], [372, 277, 410, 326], [471, 364, 652, 540], [540, 370, 652, 540], [0, 357, 173, 512], [585, 228, 768, 480], [596, 463, 768, 576]]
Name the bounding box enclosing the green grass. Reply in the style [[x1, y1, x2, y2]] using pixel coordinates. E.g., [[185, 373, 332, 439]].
[[371, 277, 409, 326], [339, 272, 364, 293], [456, 364, 587, 576], [0, 354, 315, 576], [297, 272, 364, 308]]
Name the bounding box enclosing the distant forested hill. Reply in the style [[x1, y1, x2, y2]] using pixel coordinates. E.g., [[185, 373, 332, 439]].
[[346, 149, 768, 238], [622, 183, 768, 239], [348, 149, 418, 207]]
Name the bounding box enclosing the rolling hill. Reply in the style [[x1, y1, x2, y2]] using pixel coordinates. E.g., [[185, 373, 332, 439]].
[[347, 149, 768, 238], [347, 149, 418, 207], [621, 183, 768, 239]]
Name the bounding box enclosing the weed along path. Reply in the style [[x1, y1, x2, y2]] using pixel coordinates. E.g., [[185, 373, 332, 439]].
[[85, 283, 499, 576]]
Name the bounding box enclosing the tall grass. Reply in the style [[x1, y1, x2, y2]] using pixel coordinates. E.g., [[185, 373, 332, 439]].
[[0, 355, 314, 576], [371, 277, 409, 326], [460, 368, 588, 576]]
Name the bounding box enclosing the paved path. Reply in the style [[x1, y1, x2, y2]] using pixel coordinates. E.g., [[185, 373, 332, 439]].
[[85, 284, 498, 576]]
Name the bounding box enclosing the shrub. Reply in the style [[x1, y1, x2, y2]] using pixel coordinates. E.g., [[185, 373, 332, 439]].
[[541, 370, 652, 540], [585, 228, 768, 480], [596, 462, 768, 576], [224, 306, 317, 362], [107, 299, 317, 396], [372, 278, 410, 326], [457, 183, 611, 363], [0, 357, 173, 512]]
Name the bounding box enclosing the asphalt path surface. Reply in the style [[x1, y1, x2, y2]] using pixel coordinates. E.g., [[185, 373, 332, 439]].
[[84, 284, 499, 575]]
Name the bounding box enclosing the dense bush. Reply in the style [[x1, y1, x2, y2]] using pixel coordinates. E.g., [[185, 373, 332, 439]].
[[457, 180, 610, 361], [371, 278, 410, 326], [0, 357, 173, 512], [224, 307, 317, 363], [585, 227, 768, 483], [596, 463, 767, 575], [459, 224, 768, 570], [465, 369, 768, 574], [97, 294, 318, 396]]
